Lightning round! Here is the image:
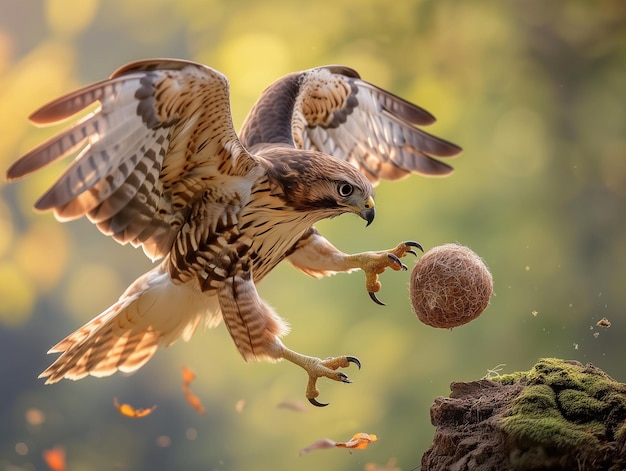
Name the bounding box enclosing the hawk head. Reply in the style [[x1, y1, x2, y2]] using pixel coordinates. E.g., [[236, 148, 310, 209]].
[[262, 148, 376, 226]]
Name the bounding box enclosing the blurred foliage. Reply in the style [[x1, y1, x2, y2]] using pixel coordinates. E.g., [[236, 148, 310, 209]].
[[1, 0, 625, 470]]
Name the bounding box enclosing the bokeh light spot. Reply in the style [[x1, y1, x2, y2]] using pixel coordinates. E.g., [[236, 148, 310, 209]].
[[15, 442, 28, 456], [63, 263, 124, 322], [14, 221, 70, 292], [0, 262, 34, 326], [45, 0, 99, 38], [26, 407, 46, 426]]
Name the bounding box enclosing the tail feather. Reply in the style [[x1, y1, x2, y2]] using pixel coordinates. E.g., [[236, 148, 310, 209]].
[[41, 329, 160, 383], [40, 264, 220, 384]]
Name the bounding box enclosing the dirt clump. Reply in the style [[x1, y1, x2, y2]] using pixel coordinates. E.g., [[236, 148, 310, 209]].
[[422, 358, 626, 470]]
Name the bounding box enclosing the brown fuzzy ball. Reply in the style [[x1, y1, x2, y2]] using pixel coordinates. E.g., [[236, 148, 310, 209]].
[[410, 243, 493, 328]]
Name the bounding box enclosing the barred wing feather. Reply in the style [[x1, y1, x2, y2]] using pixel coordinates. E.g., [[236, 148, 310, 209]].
[[240, 65, 461, 185], [295, 66, 461, 183], [7, 59, 257, 261]]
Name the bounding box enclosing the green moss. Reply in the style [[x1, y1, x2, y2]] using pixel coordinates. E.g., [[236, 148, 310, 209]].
[[558, 389, 608, 421], [497, 358, 626, 453], [527, 358, 626, 398], [615, 421, 626, 442], [507, 384, 558, 416], [501, 382, 600, 450], [492, 371, 527, 386], [500, 415, 598, 449]]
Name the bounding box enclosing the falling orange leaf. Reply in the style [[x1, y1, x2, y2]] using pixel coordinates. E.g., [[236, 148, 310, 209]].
[[113, 397, 156, 418], [336, 433, 378, 451], [182, 365, 196, 384], [182, 366, 206, 415], [299, 432, 378, 456], [184, 389, 207, 415], [43, 446, 66, 471]]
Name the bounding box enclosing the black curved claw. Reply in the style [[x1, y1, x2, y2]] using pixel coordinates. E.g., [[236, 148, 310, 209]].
[[407, 250, 418, 257], [369, 291, 386, 306], [337, 372, 352, 384], [346, 356, 362, 370], [405, 241, 424, 253], [388, 253, 408, 271], [309, 397, 329, 407]]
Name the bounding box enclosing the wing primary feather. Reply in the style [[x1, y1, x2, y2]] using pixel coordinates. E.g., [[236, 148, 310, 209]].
[[8, 84, 140, 185], [401, 123, 462, 158], [242, 65, 461, 184], [6, 110, 100, 181], [28, 76, 134, 124], [361, 81, 438, 126], [49, 127, 164, 221]]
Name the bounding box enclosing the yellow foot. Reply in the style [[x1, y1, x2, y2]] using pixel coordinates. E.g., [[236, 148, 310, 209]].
[[304, 356, 362, 407], [276, 341, 361, 407], [352, 241, 423, 306]]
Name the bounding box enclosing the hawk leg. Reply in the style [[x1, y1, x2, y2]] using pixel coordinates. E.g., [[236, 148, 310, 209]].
[[274, 340, 361, 407], [288, 229, 423, 305], [344, 241, 423, 305], [219, 272, 360, 406]]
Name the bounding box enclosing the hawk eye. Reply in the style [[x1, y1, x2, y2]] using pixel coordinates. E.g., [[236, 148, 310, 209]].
[[337, 182, 354, 197]]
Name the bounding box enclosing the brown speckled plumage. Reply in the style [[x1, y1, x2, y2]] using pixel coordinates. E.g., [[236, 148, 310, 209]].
[[7, 59, 460, 402]]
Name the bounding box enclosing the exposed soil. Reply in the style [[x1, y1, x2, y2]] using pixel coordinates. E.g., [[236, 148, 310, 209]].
[[421, 359, 626, 470]]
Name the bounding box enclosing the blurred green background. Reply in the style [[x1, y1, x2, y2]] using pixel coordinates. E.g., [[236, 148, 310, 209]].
[[0, 0, 625, 470]]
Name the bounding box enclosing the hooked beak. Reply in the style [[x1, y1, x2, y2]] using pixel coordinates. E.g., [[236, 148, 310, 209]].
[[359, 196, 376, 227]]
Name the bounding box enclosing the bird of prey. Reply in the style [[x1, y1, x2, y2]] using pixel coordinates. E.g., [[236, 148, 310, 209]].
[[6, 59, 461, 406]]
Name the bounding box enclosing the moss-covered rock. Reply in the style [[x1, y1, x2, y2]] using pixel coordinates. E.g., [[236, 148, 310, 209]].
[[422, 358, 626, 470]]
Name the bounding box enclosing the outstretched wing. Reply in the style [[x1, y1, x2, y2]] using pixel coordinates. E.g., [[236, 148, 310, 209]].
[[7, 59, 258, 261], [240, 65, 461, 185]]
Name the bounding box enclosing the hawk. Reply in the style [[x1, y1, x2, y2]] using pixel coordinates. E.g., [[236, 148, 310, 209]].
[[6, 59, 461, 406]]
